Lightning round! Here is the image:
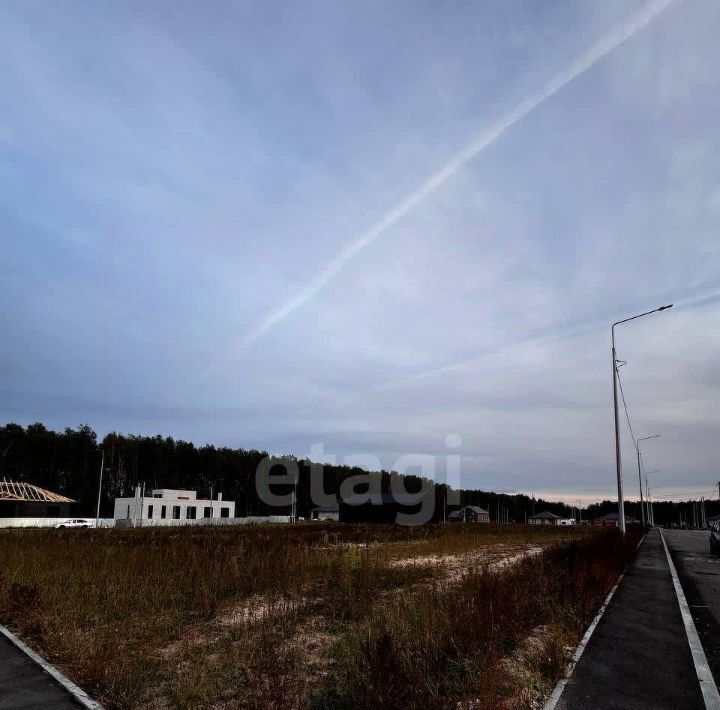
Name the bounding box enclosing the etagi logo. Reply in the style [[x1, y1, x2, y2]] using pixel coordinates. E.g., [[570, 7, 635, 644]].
[[255, 436, 463, 525]]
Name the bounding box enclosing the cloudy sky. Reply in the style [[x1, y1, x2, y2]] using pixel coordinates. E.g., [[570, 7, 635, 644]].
[[1, 0, 718, 503]]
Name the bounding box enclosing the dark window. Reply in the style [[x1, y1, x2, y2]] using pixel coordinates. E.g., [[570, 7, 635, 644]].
[[126, 505, 130, 519], [147, 505, 153, 519], [203, 507, 212, 518], [161, 505, 166, 519], [187, 506, 196, 520], [220, 507, 230, 518], [172, 506, 180, 520]]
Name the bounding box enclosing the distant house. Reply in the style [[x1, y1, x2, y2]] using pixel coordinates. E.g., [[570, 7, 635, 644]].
[[113, 488, 234, 526], [593, 512, 640, 527], [528, 511, 561, 526], [311, 504, 339, 522], [448, 505, 490, 523], [0, 479, 74, 518], [338, 492, 436, 524]]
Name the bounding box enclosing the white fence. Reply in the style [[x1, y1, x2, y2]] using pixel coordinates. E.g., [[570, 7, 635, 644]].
[[114, 515, 292, 527], [0, 516, 293, 529], [0, 518, 114, 529]]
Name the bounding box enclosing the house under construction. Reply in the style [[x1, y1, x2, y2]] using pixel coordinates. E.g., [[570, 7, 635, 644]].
[[0, 479, 74, 518]]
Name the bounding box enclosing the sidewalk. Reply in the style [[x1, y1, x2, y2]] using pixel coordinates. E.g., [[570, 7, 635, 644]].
[[0, 631, 81, 709], [554, 528, 704, 709]]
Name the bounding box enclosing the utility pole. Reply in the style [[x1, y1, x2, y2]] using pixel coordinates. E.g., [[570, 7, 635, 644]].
[[95, 449, 105, 530]]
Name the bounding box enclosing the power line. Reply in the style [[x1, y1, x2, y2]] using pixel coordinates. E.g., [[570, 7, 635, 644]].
[[650, 491, 717, 500], [615, 365, 639, 450]]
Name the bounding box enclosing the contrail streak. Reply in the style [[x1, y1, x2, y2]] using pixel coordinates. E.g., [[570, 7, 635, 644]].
[[236, 0, 673, 352]]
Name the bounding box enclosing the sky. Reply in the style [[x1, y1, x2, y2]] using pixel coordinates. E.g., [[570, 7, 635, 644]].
[[1, 0, 719, 504]]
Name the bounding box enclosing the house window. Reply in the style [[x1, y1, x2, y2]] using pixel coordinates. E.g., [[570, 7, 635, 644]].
[[203, 507, 212, 518], [126, 505, 130, 519], [172, 506, 181, 520], [147, 505, 153, 519], [187, 506, 196, 520], [220, 507, 230, 518], [161, 506, 166, 519]]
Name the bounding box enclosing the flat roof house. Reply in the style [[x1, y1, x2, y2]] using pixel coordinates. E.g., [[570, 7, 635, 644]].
[[311, 505, 339, 522], [448, 505, 490, 523], [338, 492, 438, 524], [592, 512, 640, 527], [113, 488, 234, 526]]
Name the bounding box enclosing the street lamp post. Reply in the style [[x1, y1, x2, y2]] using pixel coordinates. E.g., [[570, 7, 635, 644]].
[[95, 449, 105, 530], [612, 304, 672, 534], [645, 470, 660, 526], [636, 435, 661, 527]]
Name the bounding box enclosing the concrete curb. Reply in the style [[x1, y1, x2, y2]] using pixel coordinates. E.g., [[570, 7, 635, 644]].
[[542, 532, 646, 710], [0, 623, 103, 709]]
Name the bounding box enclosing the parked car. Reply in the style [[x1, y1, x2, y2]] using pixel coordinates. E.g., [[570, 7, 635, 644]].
[[55, 518, 93, 529], [709, 521, 720, 554]]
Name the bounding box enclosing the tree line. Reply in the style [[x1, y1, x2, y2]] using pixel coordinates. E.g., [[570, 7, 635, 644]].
[[2, 422, 713, 524]]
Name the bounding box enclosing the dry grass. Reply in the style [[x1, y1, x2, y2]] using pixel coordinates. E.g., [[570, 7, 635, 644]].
[[0, 523, 637, 709]]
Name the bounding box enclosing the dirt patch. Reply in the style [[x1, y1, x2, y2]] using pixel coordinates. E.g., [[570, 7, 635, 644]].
[[389, 544, 547, 586], [287, 615, 339, 683], [216, 592, 314, 626]]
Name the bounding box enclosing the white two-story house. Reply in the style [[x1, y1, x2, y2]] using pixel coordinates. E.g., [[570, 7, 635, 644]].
[[113, 488, 235, 525]]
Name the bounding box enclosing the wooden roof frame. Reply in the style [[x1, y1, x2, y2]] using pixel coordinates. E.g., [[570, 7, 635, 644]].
[[0, 479, 75, 503]]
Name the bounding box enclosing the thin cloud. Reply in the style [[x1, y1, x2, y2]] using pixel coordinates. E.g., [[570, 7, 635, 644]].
[[230, 0, 674, 355], [378, 284, 720, 392]]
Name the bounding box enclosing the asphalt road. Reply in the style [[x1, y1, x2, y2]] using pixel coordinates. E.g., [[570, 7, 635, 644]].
[[0, 631, 80, 709], [664, 529, 720, 686]]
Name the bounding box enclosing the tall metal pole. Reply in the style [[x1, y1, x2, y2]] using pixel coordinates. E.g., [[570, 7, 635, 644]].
[[95, 450, 104, 529], [636, 435, 661, 527], [611, 305, 672, 535], [139, 481, 145, 527], [612, 333, 626, 534], [636, 447, 645, 527], [292, 474, 298, 522]]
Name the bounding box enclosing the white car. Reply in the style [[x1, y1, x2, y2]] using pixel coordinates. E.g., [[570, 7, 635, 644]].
[[55, 518, 94, 529]]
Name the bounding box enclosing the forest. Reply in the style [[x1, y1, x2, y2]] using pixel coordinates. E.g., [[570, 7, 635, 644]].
[[0, 422, 713, 524]]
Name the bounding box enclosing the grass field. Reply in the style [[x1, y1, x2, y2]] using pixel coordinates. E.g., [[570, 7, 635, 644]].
[[0, 523, 640, 709]]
